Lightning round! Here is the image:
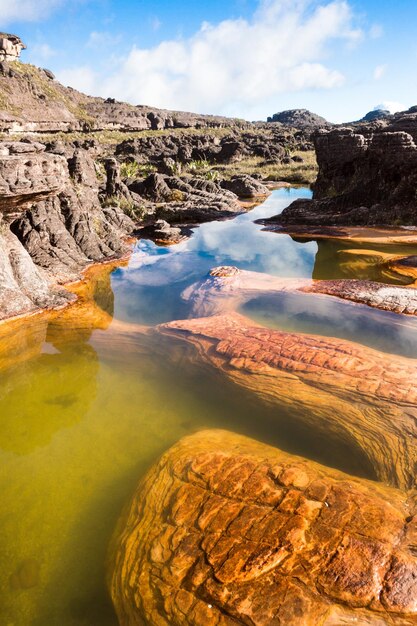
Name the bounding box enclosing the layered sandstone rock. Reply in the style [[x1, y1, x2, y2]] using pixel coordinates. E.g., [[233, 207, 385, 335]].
[[108, 429, 417, 626], [304, 279, 417, 315], [0, 62, 248, 135], [0, 142, 134, 319], [159, 312, 417, 488]]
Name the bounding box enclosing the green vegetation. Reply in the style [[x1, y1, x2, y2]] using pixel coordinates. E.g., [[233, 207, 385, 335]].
[[212, 151, 318, 185], [102, 194, 146, 221], [168, 189, 185, 202]]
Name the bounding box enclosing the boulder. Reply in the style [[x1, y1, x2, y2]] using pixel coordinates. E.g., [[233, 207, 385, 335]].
[[108, 429, 417, 626], [221, 174, 270, 198]]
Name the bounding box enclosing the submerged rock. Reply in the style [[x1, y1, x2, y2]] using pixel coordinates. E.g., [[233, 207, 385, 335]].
[[108, 429, 417, 626], [159, 312, 417, 488]]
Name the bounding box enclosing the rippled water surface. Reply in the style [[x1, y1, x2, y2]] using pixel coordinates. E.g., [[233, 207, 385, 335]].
[[1, 187, 417, 625]]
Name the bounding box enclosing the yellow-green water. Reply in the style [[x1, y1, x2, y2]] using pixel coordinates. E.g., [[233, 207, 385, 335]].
[[1, 188, 417, 626]]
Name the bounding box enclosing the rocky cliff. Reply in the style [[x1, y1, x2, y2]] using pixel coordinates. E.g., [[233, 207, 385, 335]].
[[0, 140, 134, 319], [273, 107, 417, 226], [0, 61, 248, 134]]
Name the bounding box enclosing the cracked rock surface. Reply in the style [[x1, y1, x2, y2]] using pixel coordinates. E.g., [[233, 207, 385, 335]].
[[108, 429, 417, 626]]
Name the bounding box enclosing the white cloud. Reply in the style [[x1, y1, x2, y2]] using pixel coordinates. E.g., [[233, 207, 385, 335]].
[[57, 0, 361, 117], [58, 66, 97, 94], [32, 42, 55, 60], [150, 16, 161, 32], [87, 31, 122, 49], [0, 0, 63, 23], [373, 101, 407, 114], [373, 64, 387, 80], [369, 24, 384, 39]]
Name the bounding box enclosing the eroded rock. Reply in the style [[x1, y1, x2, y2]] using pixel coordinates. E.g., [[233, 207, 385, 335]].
[[159, 312, 417, 488], [108, 429, 417, 626], [220, 175, 271, 198]]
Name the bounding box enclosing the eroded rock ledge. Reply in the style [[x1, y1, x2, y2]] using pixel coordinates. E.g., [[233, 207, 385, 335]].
[[108, 429, 417, 626]]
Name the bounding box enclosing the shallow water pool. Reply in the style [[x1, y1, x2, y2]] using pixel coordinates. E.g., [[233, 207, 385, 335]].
[[1, 187, 417, 625]]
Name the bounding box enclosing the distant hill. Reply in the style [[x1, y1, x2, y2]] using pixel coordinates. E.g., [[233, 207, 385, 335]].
[[357, 109, 391, 123], [267, 109, 331, 130]]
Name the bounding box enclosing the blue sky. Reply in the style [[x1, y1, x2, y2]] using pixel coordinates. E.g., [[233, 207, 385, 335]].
[[1, 0, 416, 122]]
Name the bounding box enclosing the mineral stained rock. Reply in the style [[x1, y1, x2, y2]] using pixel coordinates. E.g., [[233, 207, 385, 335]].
[[108, 429, 417, 626], [159, 312, 417, 488], [303, 279, 417, 316]]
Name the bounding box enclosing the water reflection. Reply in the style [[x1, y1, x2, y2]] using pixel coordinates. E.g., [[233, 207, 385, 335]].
[[111, 188, 317, 324], [311, 238, 417, 284], [241, 292, 417, 358]]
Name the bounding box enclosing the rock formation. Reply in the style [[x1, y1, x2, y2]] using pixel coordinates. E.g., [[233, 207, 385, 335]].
[[0, 33, 26, 62], [129, 173, 243, 224], [269, 107, 417, 226], [220, 175, 270, 198], [182, 266, 417, 318], [108, 429, 417, 626], [0, 141, 134, 319], [159, 311, 417, 488]]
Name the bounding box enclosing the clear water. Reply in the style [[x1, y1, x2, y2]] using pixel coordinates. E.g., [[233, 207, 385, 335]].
[[1, 187, 417, 626]]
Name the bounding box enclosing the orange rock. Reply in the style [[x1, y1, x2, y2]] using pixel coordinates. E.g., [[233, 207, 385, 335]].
[[108, 430, 417, 626], [159, 312, 417, 488]]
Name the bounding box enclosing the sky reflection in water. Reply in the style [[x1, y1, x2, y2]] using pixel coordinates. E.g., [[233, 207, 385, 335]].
[[111, 187, 417, 357], [111, 187, 316, 324]]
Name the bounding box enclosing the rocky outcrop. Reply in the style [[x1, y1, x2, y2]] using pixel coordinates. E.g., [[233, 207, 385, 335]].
[[0, 62, 248, 135], [359, 109, 391, 123], [159, 312, 417, 488], [272, 107, 417, 226], [129, 173, 243, 224], [304, 279, 417, 316], [115, 127, 294, 167], [0, 33, 26, 62], [220, 174, 270, 198], [108, 429, 417, 626], [0, 141, 134, 319]]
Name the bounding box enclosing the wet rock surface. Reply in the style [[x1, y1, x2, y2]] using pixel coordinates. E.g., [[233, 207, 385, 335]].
[[304, 279, 417, 315], [160, 312, 417, 488], [108, 429, 417, 626]]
